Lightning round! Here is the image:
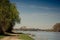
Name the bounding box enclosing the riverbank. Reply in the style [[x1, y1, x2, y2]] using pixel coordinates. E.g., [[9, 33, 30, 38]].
[[0, 34, 34, 40], [19, 34, 34, 40]]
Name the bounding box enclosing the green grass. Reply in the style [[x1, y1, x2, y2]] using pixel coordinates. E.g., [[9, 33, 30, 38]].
[[19, 34, 34, 40], [0, 35, 5, 39]]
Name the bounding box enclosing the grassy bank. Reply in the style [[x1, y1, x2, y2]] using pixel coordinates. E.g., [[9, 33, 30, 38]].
[[0, 33, 34, 40], [19, 34, 34, 40]]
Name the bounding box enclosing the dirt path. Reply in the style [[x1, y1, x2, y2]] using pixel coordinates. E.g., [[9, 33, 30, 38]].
[[0, 34, 22, 40]]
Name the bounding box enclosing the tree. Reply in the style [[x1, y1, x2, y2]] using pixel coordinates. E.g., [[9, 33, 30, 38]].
[[0, 0, 20, 34], [6, 4, 20, 33], [53, 23, 60, 32]]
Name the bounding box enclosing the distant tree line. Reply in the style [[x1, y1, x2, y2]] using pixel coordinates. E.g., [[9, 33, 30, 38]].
[[53, 23, 60, 32]]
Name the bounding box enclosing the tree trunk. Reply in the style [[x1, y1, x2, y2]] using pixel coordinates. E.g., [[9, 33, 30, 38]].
[[6, 22, 14, 33], [0, 26, 6, 35], [6, 26, 13, 33]]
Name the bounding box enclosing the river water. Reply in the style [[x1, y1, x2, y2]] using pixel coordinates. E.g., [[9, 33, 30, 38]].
[[15, 31, 60, 40]]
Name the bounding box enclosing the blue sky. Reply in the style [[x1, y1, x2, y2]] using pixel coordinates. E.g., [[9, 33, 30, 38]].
[[10, 0, 60, 29]]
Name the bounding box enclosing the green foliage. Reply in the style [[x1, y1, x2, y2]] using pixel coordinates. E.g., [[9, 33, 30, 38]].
[[10, 4, 20, 23], [0, 0, 20, 34]]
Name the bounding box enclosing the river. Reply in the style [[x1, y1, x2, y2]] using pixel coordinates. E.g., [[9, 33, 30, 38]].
[[14, 31, 60, 40]]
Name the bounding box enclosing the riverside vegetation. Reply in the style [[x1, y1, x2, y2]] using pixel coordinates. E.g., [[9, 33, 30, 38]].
[[0, 33, 34, 40], [0, 0, 34, 40]]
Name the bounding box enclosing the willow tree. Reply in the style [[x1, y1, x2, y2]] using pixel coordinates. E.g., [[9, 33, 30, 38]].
[[0, 0, 20, 34]]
